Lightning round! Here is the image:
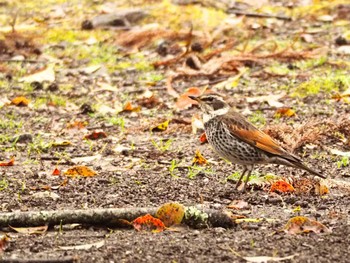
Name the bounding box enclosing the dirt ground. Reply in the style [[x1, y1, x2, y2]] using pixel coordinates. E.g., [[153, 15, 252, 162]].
[[1, 0, 350, 262]]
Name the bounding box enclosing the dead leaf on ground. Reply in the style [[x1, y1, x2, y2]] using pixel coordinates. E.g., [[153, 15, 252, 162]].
[[10, 97, 30, 107], [132, 214, 166, 232], [84, 131, 108, 140], [270, 180, 295, 193], [150, 120, 170, 132], [64, 166, 97, 177], [274, 108, 296, 118], [52, 168, 61, 176], [156, 203, 185, 227], [122, 101, 141, 112], [0, 158, 14, 167], [136, 91, 160, 109], [51, 140, 72, 147], [66, 121, 87, 129], [19, 64, 55, 83], [175, 87, 201, 110], [314, 181, 329, 195], [293, 178, 316, 194], [192, 150, 207, 165], [332, 86, 350, 103], [199, 132, 208, 144], [283, 216, 331, 235], [242, 255, 297, 263], [32, 191, 60, 200], [227, 200, 249, 210], [247, 93, 286, 108], [175, 87, 213, 110], [0, 234, 9, 252], [9, 225, 48, 235], [116, 28, 183, 50], [59, 240, 105, 250]]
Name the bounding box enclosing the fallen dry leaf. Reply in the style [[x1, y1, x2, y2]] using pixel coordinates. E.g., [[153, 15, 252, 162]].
[[199, 132, 208, 144], [66, 121, 87, 129], [59, 240, 105, 250], [0, 234, 9, 252], [284, 216, 331, 235], [132, 214, 166, 232], [19, 64, 55, 83], [242, 255, 297, 263], [10, 97, 30, 107], [123, 101, 141, 112], [315, 180, 329, 195], [150, 120, 170, 132], [32, 191, 60, 200], [227, 200, 249, 210], [84, 131, 108, 140], [270, 180, 295, 193], [64, 166, 97, 177], [192, 150, 207, 166], [0, 158, 14, 167], [51, 141, 72, 147], [275, 108, 296, 118], [247, 93, 285, 108], [9, 225, 48, 235], [175, 87, 202, 110], [52, 168, 61, 176]]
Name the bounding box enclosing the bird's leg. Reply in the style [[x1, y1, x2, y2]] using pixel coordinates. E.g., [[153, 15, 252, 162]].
[[235, 166, 247, 190], [242, 165, 253, 192]]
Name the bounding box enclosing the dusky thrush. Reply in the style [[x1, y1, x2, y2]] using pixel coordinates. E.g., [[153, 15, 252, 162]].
[[189, 94, 325, 191]]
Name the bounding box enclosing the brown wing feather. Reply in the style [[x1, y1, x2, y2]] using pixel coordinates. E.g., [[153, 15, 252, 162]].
[[220, 110, 299, 161]]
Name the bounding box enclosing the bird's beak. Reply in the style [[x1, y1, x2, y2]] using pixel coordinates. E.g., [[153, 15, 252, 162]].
[[188, 95, 199, 101]]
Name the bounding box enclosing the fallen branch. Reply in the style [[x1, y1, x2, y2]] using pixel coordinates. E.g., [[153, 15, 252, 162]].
[[0, 256, 78, 263], [0, 207, 235, 229]]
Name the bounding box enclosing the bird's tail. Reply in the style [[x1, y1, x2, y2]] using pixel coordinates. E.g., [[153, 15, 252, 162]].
[[293, 161, 326, 179], [271, 156, 326, 179]]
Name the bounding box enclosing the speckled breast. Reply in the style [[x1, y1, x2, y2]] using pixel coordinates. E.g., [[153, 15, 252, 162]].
[[204, 117, 264, 164]]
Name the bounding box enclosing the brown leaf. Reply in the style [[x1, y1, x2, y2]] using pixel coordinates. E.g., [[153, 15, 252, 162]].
[[84, 131, 108, 140], [270, 181, 295, 193], [284, 216, 330, 235], [192, 150, 207, 166], [0, 158, 14, 167], [19, 64, 55, 83], [10, 96, 30, 107], [132, 214, 166, 232], [227, 200, 249, 210], [175, 87, 201, 110], [66, 121, 87, 129], [52, 168, 61, 176], [64, 166, 97, 177], [0, 234, 9, 252], [275, 108, 296, 118], [199, 132, 208, 144], [10, 225, 48, 235], [123, 101, 141, 112]]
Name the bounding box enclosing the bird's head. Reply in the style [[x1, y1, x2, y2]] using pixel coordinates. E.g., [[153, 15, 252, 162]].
[[189, 93, 230, 121]]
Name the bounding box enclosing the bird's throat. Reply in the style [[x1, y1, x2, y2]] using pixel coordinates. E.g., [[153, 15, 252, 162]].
[[202, 107, 229, 123]]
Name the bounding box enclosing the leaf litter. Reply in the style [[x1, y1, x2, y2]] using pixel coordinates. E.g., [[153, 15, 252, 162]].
[[0, 0, 349, 262]]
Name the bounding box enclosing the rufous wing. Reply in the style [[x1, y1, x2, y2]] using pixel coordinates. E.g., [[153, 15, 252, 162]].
[[221, 111, 292, 158]]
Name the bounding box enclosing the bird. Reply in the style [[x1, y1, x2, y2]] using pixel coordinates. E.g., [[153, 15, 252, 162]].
[[188, 93, 325, 191]]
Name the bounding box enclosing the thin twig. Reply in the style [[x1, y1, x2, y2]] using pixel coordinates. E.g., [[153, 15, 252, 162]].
[[228, 10, 292, 21]]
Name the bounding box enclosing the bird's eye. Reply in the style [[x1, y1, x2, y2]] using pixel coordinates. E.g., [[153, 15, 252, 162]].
[[203, 97, 214, 102]]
